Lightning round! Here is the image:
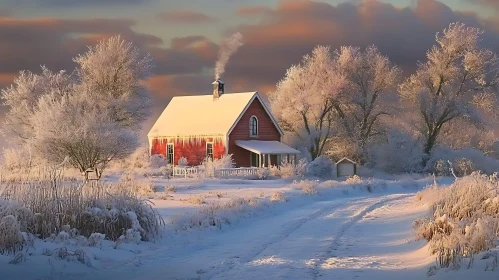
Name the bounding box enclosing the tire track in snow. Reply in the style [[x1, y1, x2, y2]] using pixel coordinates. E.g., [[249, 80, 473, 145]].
[[202, 197, 367, 280], [309, 194, 412, 280]]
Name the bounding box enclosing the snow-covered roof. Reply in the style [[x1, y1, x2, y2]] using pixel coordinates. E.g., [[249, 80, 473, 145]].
[[336, 157, 357, 165], [148, 92, 262, 138], [235, 140, 300, 154]]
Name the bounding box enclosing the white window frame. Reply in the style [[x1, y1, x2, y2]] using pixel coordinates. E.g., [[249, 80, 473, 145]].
[[206, 142, 214, 159], [249, 115, 259, 137], [167, 143, 174, 165]]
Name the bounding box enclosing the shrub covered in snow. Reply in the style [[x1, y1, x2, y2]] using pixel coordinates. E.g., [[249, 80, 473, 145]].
[[108, 146, 173, 178], [278, 158, 307, 178], [257, 168, 270, 180], [268, 165, 281, 177], [178, 157, 189, 167], [215, 154, 236, 169], [0, 215, 25, 255], [270, 191, 287, 202], [414, 173, 499, 268], [0, 200, 33, 255], [305, 156, 334, 179], [291, 180, 318, 195], [426, 147, 499, 176], [201, 154, 236, 170], [345, 175, 362, 184], [367, 128, 424, 174]]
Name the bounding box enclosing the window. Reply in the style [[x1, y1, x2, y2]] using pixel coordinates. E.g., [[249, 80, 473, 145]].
[[206, 142, 214, 159], [250, 116, 258, 136], [167, 143, 174, 165]]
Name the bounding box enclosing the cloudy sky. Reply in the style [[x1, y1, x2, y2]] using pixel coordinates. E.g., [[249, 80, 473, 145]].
[[0, 0, 498, 149]]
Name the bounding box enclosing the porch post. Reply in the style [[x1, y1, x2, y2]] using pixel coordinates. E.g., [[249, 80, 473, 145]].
[[293, 154, 297, 165], [260, 153, 263, 167], [267, 154, 271, 167]]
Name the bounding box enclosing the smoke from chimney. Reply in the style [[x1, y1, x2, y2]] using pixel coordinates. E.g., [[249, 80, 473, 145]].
[[214, 32, 244, 80]]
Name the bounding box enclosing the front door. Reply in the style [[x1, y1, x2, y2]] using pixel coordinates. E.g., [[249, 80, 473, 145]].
[[250, 152, 260, 167]]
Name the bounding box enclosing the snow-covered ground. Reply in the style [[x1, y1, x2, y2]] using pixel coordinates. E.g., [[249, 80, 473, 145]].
[[1, 176, 498, 279]]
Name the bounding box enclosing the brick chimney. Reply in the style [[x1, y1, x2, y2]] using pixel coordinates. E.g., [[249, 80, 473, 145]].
[[212, 79, 225, 99]]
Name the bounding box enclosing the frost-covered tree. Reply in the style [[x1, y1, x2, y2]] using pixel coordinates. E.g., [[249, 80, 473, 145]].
[[399, 23, 499, 161], [368, 127, 424, 173], [438, 120, 499, 158], [1, 36, 153, 177], [270, 46, 347, 159], [74, 35, 153, 129], [30, 93, 138, 176], [1, 67, 74, 142], [330, 46, 401, 162]]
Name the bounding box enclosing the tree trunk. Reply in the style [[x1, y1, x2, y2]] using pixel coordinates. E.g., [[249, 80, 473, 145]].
[[422, 130, 439, 167]]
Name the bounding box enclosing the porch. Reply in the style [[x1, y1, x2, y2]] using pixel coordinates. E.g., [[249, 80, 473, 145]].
[[235, 140, 301, 167]]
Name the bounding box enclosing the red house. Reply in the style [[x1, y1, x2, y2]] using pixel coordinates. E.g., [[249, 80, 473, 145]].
[[147, 80, 300, 167]]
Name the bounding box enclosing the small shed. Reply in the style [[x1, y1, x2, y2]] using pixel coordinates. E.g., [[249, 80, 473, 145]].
[[336, 157, 357, 177], [84, 168, 101, 181]]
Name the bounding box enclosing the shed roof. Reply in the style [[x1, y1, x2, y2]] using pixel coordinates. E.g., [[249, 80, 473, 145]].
[[336, 157, 357, 165], [148, 92, 283, 138], [235, 140, 300, 155]]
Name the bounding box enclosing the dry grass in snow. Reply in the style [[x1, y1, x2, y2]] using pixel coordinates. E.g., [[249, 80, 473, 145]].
[[172, 196, 267, 231], [414, 173, 499, 270], [0, 179, 163, 257]]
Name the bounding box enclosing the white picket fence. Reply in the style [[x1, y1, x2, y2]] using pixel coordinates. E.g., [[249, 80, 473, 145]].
[[214, 167, 259, 178], [172, 166, 259, 179], [172, 167, 199, 178]]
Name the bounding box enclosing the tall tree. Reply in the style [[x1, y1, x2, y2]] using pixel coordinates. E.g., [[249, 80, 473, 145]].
[[329, 46, 401, 162], [74, 35, 153, 129], [270, 46, 347, 160], [399, 23, 499, 161]]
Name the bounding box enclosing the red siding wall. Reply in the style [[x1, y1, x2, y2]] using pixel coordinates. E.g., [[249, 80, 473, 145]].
[[150, 137, 225, 166], [228, 98, 281, 167]]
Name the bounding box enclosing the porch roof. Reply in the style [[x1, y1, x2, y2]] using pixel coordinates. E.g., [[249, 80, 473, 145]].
[[235, 140, 300, 155]]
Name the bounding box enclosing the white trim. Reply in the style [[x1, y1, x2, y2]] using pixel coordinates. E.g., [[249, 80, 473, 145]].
[[249, 115, 259, 137], [235, 140, 301, 155], [226, 92, 284, 137], [149, 134, 224, 140], [206, 141, 214, 159], [336, 157, 357, 165], [254, 93, 284, 136], [167, 143, 175, 165], [147, 136, 153, 156]]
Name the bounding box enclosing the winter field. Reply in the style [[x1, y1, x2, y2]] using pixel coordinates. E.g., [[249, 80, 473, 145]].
[[1, 171, 498, 280], [1, 20, 499, 280]]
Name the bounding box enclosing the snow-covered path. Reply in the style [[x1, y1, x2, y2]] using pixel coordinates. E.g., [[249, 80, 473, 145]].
[[89, 193, 433, 280]]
